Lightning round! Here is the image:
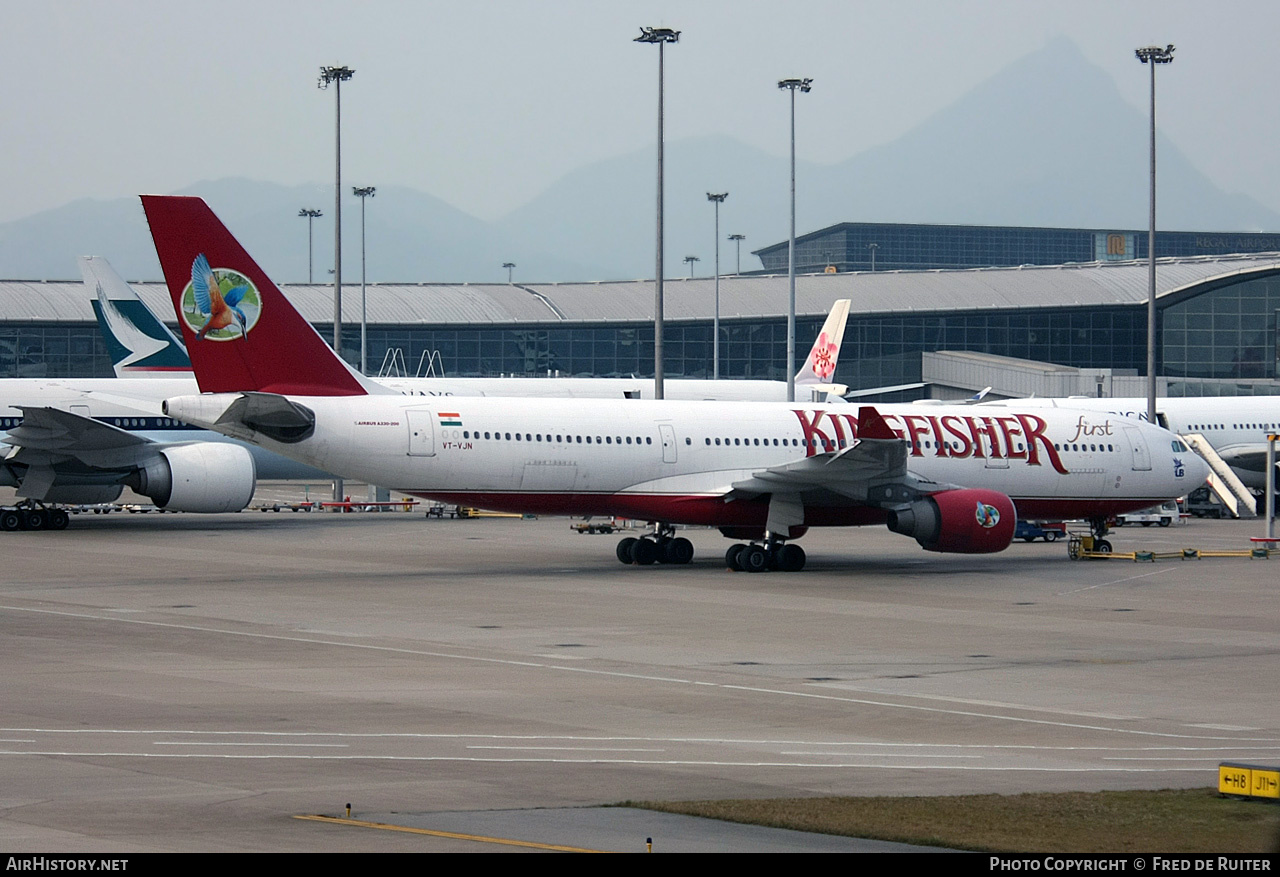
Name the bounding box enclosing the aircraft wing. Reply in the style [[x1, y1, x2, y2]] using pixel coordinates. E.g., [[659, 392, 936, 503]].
[[724, 406, 953, 534], [4, 406, 155, 470], [1217, 446, 1268, 471]]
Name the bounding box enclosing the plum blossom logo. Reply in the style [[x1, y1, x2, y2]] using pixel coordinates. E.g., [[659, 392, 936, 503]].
[[809, 333, 838, 380]]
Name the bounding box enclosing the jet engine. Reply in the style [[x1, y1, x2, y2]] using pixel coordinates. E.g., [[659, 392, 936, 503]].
[[886, 488, 1016, 554], [131, 443, 257, 513]]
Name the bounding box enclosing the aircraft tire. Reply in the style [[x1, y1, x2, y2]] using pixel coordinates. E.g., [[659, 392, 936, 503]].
[[725, 544, 746, 571], [776, 544, 806, 572], [24, 510, 47, 531], [616, 537, 638, 564], [1094, 539, 1113, 553], [665, 537, 694, 565], [0, 510, 21, 531], [741, 545, 769, 573], [630, 538, 659, 566], [48, 509, 70, 530]]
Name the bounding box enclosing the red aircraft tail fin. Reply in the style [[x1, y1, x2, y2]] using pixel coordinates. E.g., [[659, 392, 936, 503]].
[[857, 405, 898, 440], [141, 195, 373, 397]]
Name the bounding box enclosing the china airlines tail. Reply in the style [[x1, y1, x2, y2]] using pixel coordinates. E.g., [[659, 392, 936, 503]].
[[794, 299, 850, 394], [141, 195, 384, 397]]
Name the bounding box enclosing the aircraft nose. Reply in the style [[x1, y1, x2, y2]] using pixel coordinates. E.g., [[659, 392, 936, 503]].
[[1186, 449, 1211, 488]]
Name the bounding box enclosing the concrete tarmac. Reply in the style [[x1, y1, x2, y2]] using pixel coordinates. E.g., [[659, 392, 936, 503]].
[[1, 507, 1276, 851]]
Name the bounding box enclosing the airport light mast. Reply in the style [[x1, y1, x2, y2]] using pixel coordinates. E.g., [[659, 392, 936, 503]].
[[503, 262, 516, 284], [708, 192, 728, 379], [318, 65, 354, 359], [778, 77, 812, 402], [728, 233, 745, 275], [353, 186, 375, 376], [319, 64, 353, 504], [298, 208, 322, 283], [1136, 44, 1173, 424], [684, 254, 700, 278], [635, 25, 679, 399]]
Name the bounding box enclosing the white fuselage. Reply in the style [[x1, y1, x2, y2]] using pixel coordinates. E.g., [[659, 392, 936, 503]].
[[1, 374, 833, 484], [164, 394, 1205, 529]]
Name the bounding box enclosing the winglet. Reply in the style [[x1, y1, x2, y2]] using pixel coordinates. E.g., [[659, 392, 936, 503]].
[[795, 299, 851, 386], [857, 405, 897, 440], [141, 195, 377, 397]]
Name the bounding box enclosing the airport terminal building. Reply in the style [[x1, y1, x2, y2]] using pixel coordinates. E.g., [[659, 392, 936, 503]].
[[753, 221, 1280, 274], [2, 252, 1280, 398]]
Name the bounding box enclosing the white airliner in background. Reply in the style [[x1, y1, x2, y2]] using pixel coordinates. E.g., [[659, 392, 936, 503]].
[[0, 265, 851, 526], [148, 195, 1206, 569]]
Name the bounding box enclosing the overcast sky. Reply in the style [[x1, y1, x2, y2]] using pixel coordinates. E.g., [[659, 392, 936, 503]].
[[4, 0, 1278, 225]]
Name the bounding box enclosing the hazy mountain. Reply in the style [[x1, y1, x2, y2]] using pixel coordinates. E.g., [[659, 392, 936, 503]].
[[2, 37, 1276, 283], [0, 179, 609, 283], [494, 134, 824, 281], [500, 37, 1280, 279], [815, 37, 1280, 231]]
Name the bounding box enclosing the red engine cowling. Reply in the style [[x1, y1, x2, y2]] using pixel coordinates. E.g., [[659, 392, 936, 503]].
[[886, 488, 1016, 554]]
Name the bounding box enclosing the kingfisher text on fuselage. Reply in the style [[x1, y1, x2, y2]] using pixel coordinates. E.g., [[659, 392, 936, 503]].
[[793, 409, 1070, 474]]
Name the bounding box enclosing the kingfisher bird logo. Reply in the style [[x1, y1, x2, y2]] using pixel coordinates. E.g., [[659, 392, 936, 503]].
[[975, 501, 1001, 529], [180, 254, 262, 341]]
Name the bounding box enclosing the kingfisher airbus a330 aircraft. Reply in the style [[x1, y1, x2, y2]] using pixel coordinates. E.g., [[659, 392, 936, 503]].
[[146, 195, 1206, 569]]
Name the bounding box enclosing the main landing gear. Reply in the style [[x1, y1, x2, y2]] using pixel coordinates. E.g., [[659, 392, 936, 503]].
[[1087, 516, 1113, 554], [725, 537, 806, 573], [0, 501, 70, 532], [615, 523, 694, 566]]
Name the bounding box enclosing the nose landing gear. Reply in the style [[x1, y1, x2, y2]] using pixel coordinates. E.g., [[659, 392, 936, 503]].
[[1087, 516, 1113, 554]]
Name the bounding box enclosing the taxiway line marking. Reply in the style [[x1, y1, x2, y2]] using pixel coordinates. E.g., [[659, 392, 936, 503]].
[[293, 813, 606, 852], [152, 741, 350, 747], [465, 746, 665, 752], [1055, 568, 1165, 595], [0, 749, 1226, 770], [4, 728, 1278, 750], [2, 603, 1274, 744]]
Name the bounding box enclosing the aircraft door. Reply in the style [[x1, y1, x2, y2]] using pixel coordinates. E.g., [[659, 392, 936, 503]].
[[1123, 425, 1151, 471], [659, 424, 677, 463], [406, 409, 436, 457], [982, 428, 1009, 469]]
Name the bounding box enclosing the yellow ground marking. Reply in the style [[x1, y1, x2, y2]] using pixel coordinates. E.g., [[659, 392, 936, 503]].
[[294, 813, 609, 852]]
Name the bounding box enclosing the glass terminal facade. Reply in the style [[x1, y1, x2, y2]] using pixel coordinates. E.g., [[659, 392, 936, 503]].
[[755, 222, 1280, 274], [3, 267, 1279, 398]]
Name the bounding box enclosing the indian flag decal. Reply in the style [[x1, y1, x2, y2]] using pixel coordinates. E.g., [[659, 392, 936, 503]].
[[438, 412, 463, 427]]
